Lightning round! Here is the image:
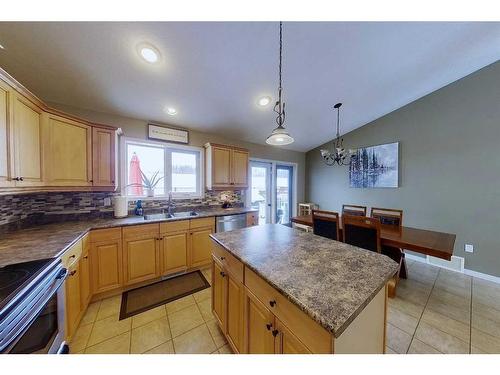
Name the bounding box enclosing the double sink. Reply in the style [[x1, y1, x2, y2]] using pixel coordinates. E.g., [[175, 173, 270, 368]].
[[143, 211, 199, 221]]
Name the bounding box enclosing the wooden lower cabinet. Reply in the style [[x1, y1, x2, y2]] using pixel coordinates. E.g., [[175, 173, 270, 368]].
[[90, 230, 123, 294], [226, 272, 245, 352], [65, 260, 81, 340], [275, 318, 311, 354], [161, 231, 188, 274], [243, 289, 275, 354], [123, 237, 158, 285], [190, 226, 214, 267], [212, 258, 225, 327], [79, 235, 91, 310]]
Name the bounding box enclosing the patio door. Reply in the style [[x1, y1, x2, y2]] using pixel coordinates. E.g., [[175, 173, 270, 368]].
[[275, 165, 293, 225], [249, 161, 272, 224]]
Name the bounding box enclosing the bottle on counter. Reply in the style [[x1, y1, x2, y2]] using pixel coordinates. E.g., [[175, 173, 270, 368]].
[[134, 200, 144, 216]]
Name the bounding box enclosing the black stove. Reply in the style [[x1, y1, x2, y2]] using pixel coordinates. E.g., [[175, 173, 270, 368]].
[[0, 258, 68, 353], [0, 259, 55, 312]]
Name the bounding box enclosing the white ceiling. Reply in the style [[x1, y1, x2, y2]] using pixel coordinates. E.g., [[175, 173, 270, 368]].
[[0, 22, 499, 152]]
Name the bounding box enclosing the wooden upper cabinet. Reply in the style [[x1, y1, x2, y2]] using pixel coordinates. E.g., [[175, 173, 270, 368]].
[[0, 80, 13, 188], [205, 143, 249, 190], [92, 126, 116, 188], [45, 113, 92, 186], [231, 149, 249, 188], [11, 94, 44, 186]]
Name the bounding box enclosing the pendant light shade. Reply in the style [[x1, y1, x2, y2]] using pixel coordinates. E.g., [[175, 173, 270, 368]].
[[266, 125, 294, 145], [266, 22, 294, 146]]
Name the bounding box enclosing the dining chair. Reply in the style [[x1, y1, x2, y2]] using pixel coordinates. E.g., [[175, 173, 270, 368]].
[[342, 215, 381, 253], [342, 204, 367, 217], [370, 207, 405, 298], [312, 210, 340, 241]]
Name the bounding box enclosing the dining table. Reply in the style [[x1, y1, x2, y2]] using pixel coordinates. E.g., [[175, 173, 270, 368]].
[[291, 214, 456, 279]]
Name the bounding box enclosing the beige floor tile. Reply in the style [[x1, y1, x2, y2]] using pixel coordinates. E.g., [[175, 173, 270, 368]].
[[206, 319, 227, 348], [131, 317, 172, 353], [87, 315, 131, 347], [426, 297, 470, 325], [85, 331, 131, 354], [407, 338, 442, 354], [473, 282, 500, 311], [421, 309, 470, 343], [144, 340, 175, 354], [438, 269, 471, 286], [433, 280, 471, 300], [385, 346, 398, 354], [471, 328, 500, 353], [386, 323, 412, 353], [472, 311, 500, 339], [415, 321, 469, 354], [218, 344, 233, 354], [165, 295, 196, 315], [429, 288, 471, 309], [69, 323, 93, 353], [197, 298, 215, 322], [95, 295, 122, 321], [472, 300, 500, 322], [80, 302, 100, 326], [397, 283, 431, 306], [193, 287, 211, 303], [471, 346, 487, 354], [168, 304, 205, 337], [387, 306, 419, 335], [173, 324, 216, 354], [132, 306, 166, 329], [389, 296, 425, 319]]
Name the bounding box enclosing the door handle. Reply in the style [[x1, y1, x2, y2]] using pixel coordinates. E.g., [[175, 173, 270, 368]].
[[272, 329, 279, 337], [266, 323, 272, 330]]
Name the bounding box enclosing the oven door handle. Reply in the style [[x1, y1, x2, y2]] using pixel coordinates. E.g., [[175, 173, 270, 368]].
[[1, 268, 67, 353]]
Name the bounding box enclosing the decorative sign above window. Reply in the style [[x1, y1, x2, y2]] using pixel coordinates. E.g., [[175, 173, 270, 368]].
[[148, 123, 189, 144]]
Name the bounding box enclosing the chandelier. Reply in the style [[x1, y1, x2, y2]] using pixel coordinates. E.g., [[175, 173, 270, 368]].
[[320, 103, 354, 166], [266, 22, 294, 146]]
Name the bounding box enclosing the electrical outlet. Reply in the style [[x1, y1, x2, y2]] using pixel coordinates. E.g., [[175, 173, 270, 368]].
[[465, 244, 474, 253], [104, 197, 112, 207]]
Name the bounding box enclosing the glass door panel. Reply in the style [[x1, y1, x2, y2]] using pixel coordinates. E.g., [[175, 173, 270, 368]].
[[275, 165, 293, 224], [250, 161, 272, 224]]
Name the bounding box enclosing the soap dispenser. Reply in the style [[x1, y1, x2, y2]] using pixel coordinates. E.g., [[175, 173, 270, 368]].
[[134, 200, 144, 216]]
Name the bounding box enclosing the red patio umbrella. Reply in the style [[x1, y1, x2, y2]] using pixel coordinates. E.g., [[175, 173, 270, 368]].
[[129, 152, 143, 196]]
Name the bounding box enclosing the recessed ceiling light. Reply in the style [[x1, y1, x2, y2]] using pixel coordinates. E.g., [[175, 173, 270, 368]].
[[0, 44, 5, 50], [258, 96, 271, 106], [165, 107, 177, 116], [137, 43, 160, 64]]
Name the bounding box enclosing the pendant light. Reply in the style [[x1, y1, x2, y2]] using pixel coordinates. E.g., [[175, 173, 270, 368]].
[[320, 103, 354, 166], [266, 22, 294, 146]]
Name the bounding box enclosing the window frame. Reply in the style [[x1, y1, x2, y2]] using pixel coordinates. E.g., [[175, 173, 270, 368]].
[[120, 137, 204, 199]]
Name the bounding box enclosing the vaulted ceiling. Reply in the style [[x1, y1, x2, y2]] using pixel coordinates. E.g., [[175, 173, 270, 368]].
[[0, 22, 499, 151]]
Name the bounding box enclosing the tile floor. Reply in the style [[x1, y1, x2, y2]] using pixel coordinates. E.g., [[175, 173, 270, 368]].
[[69, 267, 233, 354], [69, 261, 500, 354], [387, 259, 500, 354]]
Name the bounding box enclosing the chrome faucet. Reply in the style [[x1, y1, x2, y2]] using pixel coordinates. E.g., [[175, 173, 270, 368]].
[[165, 191, 176, 216]]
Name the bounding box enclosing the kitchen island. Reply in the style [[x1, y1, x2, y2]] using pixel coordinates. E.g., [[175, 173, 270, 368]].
[[210, 224, 399, 354]]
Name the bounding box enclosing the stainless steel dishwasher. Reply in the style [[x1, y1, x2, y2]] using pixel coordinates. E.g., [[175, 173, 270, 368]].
[[216, 213, 247, 232]]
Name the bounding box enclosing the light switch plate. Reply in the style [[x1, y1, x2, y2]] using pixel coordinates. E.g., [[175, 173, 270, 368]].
[[465, 244, 474, 253]]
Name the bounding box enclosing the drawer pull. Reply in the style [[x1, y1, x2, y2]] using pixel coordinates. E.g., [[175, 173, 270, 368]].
[[220, 271, 226, 277], [266, 323, 272, 331], [220, 256, 225, 261], [69, 255, 76, 259], [69, 270, 77, 276], [83, 256, 88, 260], [269, 300, 276, 307], [272, 329, 279, 337]]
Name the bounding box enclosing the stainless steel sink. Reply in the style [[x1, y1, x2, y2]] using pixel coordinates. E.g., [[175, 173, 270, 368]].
[[143, 211, 199, 221]]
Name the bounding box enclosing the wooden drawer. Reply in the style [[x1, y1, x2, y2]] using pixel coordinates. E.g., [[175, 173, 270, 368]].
[[61, 239, 82, 268], [90, 227, 122, 243], [190, 217, 215, 229], [123, 223, 159, 240], [244, 267, 332, 354], [160, 219, 189, 234], [212, 242, 244, 283]]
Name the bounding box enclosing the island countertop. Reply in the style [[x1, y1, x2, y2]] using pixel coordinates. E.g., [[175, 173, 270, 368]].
[[210, 224, 399, 338], [0, 207, 257, 268]]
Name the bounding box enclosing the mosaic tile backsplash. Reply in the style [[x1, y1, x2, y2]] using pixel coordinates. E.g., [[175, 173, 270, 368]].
[[0, 190, 244, 229]]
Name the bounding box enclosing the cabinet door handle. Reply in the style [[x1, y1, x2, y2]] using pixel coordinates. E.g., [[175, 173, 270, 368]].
[[272, 329, 279, 337], [69, 270, 77, 276], [89, 179, 94, 183], [83, 256, 88, 259], [220, 271, 226, 277], [220, 256, 225, 261], [266, 323, 272, 331], [13, 177, 19, 181], [19, 177, 24, 181], [269, 300, 276, 307]]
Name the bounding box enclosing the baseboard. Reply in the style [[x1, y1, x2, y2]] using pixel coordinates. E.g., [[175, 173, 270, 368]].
[[405, 253, 500, 285]]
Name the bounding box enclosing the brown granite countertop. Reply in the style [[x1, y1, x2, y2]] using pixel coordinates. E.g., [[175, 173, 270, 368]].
[[210, 224, 399, 338], [0, 207, 257, 268]]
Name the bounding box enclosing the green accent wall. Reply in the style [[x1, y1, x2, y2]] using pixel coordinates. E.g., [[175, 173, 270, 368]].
[[306, 61, 500, 277]]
